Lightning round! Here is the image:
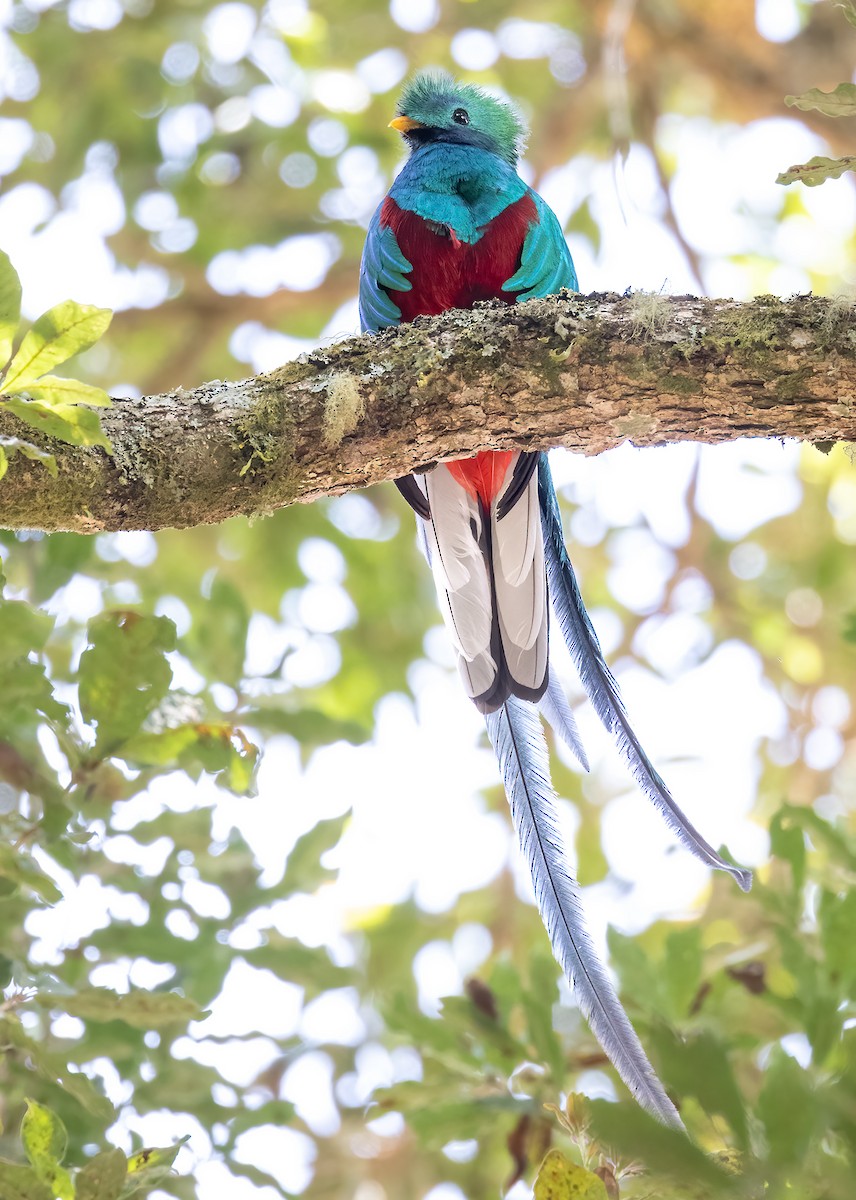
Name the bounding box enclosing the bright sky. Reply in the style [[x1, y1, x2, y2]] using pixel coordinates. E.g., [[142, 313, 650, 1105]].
[[4, 1, 856, 1197]]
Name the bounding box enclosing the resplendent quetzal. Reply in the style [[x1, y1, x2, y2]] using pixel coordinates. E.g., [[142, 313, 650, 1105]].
[[359, 72, 751, 1129]]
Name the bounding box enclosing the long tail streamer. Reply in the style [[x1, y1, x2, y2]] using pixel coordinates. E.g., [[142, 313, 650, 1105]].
[[485, 697, 684, 1129], [537, 455, 753, 894], [538, 668, 589, 771]]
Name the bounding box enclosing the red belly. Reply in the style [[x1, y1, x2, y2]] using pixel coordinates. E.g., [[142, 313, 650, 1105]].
[[380, 194, 535, 504], [379, 193, 537, 317]]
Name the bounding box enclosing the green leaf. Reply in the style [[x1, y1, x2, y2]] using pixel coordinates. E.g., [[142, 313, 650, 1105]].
[[78, 612, 176, 754], [0, 436, 57, 478], [120, 722, 259, 797], [37, 986, 207, 1029], [0, 844, 62, 903], [805, 991, 842, 1066], [182, 574, 248, 687], [23, 375, 111, 407], [382, 993, 480, 1071], [388, 1091, 525, 1146], [221, 1101, 297, 1146], [223, 732, 258, 794], [533, 1149, 609, 1200], [30, 531, 95, 602], [0, 250, 22, 365], [439, 992, 526, 1069], [75, 1148, 128, 1200], [661, 925, 703, 1020], [820, 888, 856, 997], [281, 812, 349, 894], [776, 155, 856, 187], [241, 705, 369, 748], [0, 1160, 53, 1200], [588, 1100, 734, 1192], [607, 927, 660, 1013], [774, 804, 856, 874], [21, 1100, 73, 1200], [770, 807, 807, 895], [0, 1017, 113, 1119], [0, 595, 55, 663], [758, 1048, 816, 1166], [650, 1026, 748, 1149], [2, 301, 112, 392], [243, 936, 355, 998], [488, 956, 526, 1024], [785, 83, 856, 118], [0, 655, 69, 740], [113, 722, 201, 766], [522, 950, 564, 1081], [1, 396, 112, 449], [121, 1137, 188, 1198]]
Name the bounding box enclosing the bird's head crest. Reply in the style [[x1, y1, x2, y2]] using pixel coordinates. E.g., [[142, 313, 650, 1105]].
[[391, 71, 527, 165]]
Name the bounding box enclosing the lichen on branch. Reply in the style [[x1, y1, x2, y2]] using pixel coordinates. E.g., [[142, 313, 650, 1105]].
[[1, 291, 855, 534]]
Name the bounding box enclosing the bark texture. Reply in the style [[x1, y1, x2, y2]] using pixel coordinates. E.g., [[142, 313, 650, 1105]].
[[1, 291, 855, 534]]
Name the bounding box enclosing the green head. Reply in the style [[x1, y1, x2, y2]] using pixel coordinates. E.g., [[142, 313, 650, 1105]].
[[390, 71, 526, 165]]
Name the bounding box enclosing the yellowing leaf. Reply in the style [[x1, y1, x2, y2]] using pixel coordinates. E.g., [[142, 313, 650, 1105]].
[[533, 1150, 609, 1200], [123, 1137, 189, 1196], [776, 155, 856, 188], [21, 1101, 73, 1200], [2, 300, 111, 392], [120, 721, 260, 797], [785, 83, 856, 118], [758, 1048, 816, 1166], [0, 436, 57, 478], [127, 1141, 184, 1175], [24, 374, 111, 407], [0, 249, 22, 365], [21, 1101, 66, 1169]]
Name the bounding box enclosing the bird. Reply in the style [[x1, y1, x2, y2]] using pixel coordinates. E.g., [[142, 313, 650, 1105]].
[[359, 71, 751, 1130]]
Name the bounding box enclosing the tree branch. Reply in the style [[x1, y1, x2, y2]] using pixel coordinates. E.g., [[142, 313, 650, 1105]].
[[1, 292, 854, 534]]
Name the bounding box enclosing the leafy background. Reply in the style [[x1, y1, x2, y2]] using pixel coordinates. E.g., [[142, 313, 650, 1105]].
[[1, 0, 856, 1197]]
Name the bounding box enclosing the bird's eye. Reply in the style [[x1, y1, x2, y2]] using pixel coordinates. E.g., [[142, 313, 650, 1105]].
[[452, 108, 470, 125]]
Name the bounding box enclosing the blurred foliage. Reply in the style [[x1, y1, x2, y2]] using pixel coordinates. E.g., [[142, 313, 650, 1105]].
[[0, 252, 112, 474], [0, 1101, 189, 1200], [777, 7, 856, 187], [1, 1, 856, 1199]]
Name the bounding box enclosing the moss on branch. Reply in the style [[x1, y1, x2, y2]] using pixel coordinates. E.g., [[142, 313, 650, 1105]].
[[1, 291, 855, 534]]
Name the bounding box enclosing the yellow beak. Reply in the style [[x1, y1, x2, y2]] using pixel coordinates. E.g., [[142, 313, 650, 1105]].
[[389, 116, 423, 133]]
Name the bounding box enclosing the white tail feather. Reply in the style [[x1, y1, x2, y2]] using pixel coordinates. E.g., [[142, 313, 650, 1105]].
[[422, 456, 549, 708]]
